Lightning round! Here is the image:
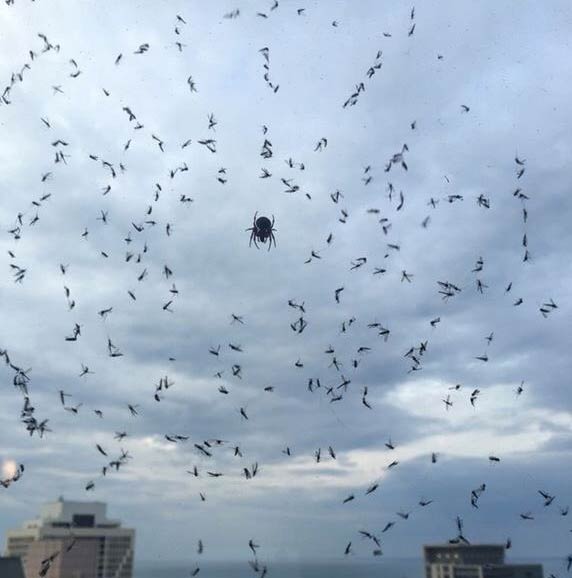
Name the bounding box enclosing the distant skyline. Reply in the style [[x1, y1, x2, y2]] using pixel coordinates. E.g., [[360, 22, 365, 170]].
[[1, 0, 571, 569]]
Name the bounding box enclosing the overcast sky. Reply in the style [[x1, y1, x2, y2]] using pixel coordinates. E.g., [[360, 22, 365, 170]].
[[0, 0, 571, 570]]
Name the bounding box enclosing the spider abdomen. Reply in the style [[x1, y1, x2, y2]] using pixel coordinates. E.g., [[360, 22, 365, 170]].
[[256, 216, 272, 230]]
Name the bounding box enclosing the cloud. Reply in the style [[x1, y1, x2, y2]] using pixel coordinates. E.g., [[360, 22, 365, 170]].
[[0, 0, 570, 566]]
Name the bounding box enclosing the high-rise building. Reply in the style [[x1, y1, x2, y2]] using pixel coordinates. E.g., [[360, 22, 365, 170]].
[[424, 544, 543, 578], [4, 498, 135, 578]]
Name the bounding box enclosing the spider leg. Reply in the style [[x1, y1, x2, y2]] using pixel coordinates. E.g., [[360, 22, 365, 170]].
[[270, 231, 277, 248], [251, 231, 260, 249], [249, 229, 256, 247], [271, 214, 275, 227], [253, 211, 258, 228]]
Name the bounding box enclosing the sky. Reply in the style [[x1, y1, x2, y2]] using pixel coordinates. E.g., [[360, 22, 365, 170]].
[[0, 0, 571, 570]]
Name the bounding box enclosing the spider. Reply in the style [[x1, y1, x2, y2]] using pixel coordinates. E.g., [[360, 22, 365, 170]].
[[246, 212, 277, 251]]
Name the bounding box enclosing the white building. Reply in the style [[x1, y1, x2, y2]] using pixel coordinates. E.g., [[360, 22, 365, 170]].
[[5, 498, 135, 578], [424, 544, 543, 578]]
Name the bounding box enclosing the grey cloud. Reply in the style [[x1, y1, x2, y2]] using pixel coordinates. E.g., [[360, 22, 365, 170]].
[[1, 0, 571, 566]]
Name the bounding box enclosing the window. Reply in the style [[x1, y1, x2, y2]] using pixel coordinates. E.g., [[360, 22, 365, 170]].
[[73, 515, 95, 528]]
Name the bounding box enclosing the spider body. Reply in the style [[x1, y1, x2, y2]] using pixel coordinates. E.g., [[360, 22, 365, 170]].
[[246, 212, 277, 250]]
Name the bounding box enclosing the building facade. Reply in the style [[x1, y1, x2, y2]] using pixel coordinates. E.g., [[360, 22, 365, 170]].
[[4, 499, 135, 578], [424, 544, 543, 578]]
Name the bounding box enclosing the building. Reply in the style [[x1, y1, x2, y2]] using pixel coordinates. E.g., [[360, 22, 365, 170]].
[[424, 544, 543, 578], [4, 498, 135, 578], [0, 557, 26, 578]]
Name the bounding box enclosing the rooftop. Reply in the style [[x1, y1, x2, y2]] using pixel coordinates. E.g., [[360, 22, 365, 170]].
[[18, 499, 123, 530]]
